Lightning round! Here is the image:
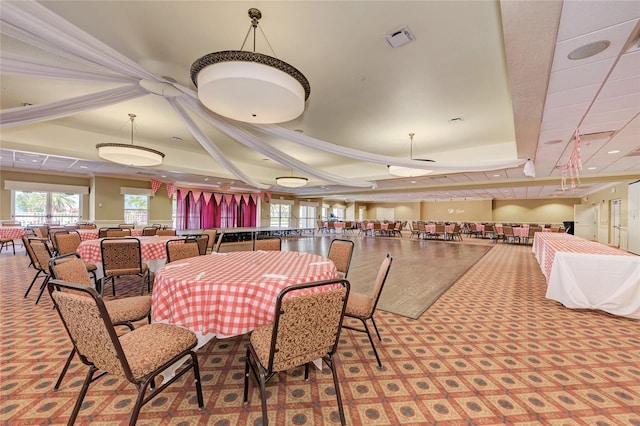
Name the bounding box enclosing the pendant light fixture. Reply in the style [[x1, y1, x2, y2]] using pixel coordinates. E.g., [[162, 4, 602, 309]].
[[190, 8, 310, 124], [96, 114, 165, 167], [388, 133, 434, 177]]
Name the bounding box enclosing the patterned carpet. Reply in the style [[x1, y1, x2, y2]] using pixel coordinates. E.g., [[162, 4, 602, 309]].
[[1, 240, 639, 425]]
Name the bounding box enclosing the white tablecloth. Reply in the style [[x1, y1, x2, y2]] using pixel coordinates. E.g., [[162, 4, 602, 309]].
[[545, 252, 640, 319]]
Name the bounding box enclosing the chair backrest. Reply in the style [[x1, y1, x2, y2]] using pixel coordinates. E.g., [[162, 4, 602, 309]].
[[142, 227, 157, 236], [504, 225, 514, 236], [119, 224, 135, 229], [254, 237, 281, 251], [48, 228, 68, 250], [98, 227, 119, 238], [266, 279, 350, 372], [203, 229, 217, 251], [106, 229, 130, 237], [187, 234, 209, 255], [213, 232, 225, 252], [78, 223, 97, 229], [365, 253, 393, 317], [327, 239, 354, 277], [529, 226, 542, 237], [435, 224, 445, 233], [156, 229, 177, 236], [417, 222, 426, 232], [100, 238, 143, 274], [28, 237, 53, 272], [166, 238, 200, 263], [47, 280, 134, 380], [54, 231, 82, 255], [49, 253, 92, 286], [24, 237, 45, 270]]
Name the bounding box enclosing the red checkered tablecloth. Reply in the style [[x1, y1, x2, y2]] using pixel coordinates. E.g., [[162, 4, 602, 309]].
[[77, 229, 143, 241], [152, 250, 339, 337], [0, 227, 25, 240], [533, 232, 633, 279], [77, 236, 174, 263]]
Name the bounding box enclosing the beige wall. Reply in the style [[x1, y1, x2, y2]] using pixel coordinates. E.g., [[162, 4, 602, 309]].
[[493, 198, 579, 225], [365, 202, 420, 221], [1, 170, 172, 224], [421, 199, 493, 222], [0, 170, 91, 220], [582, 181, 630, 227]]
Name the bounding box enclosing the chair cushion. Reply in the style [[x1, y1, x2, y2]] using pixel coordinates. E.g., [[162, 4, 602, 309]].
[[119, 323, 197, 380], [345, 292, 373, 317], [105, 295, 152, 323]]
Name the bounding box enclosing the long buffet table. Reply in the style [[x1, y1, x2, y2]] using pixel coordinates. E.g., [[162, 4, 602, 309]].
[[533, 232, 640, 319]]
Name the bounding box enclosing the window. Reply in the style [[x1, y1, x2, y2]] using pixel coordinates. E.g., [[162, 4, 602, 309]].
[[299, 203, 317, 229], [13, 190, 81, 225], [270, 201, 291, 227], [124, 194, 149, 225], [331, 207, 345, 221]]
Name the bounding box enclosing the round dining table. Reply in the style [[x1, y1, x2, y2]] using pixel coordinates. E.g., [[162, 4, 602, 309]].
[[152, 250, 339, 338], [77, 235, 175, 279]]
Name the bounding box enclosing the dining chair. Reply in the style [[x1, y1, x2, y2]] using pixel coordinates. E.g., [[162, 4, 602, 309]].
[[342, 253, 393, 368], [47, 280, 203, 426], [327, 239, 355, 278], [502, 225, 519, 244], [142, 226, 157, 236], [0, 236, 15, 255], [449, 224, 464, 241], [243, 278, 350, 426], [524, 226, 542, 245], [166, 238, 200, 263], [213, 231, 225, 252], [186, 234, 209, 255], [156, 229, 177, 236], [202, 228, 217, 253], [100, 237, 150, 296], [119, 224, 135, 229], [98, 227, 119, 238], [106, 228, 131, 237], [48, 253, 152, 391], [48, 228, 68, 255], [253, 237, 281, 251], [78, 223, 97, 229], [23, 237, 54, 304], [54, 231, 98, 283]]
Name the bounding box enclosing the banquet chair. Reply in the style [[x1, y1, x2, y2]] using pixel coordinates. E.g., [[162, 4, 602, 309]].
[[502, 225, 519, 244], [100, 238, 150, 296], [54, 231, 98, 283], [156, 229, 177, 236], [0, 237, 15, 255], [48, 228, 68, 255], [98, 227, 120, 238], [186, 234, 209, 255], [166, 238, 200, 263], [449, 224, 464, 241], [142, 226, 157, 236], [243, 278, 350, 426], [342, 253, 393, 368], [48, 253, 152, 391], [23, 237, 54, 304], [106, 228, 131, 237], [203, 228, 217, 253], [253, 237, 281, 251], [409, 222, 420, 239], [327, 239, 355, 278], [212, 231, 225, 253], [78, 223, 97, 229], [119, 224, 135, 230], [524, 226, 542, 245], [47, 280, 203, 426]]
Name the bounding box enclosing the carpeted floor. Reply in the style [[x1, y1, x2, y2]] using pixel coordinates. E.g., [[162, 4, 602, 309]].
[[1, 235, 639, 425]]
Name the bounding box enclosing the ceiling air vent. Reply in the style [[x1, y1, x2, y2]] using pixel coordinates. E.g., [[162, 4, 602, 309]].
[[385, 26, 415, 48]]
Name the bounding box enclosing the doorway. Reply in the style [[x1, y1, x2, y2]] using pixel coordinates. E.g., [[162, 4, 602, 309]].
[[610, 199, 621, 247]]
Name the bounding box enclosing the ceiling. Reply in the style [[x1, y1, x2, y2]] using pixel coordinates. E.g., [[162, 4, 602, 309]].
[[1, 1, 639, 202]]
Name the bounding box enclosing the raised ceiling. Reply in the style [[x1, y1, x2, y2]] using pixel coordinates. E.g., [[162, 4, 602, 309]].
[[1, 1, 639, 202]]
